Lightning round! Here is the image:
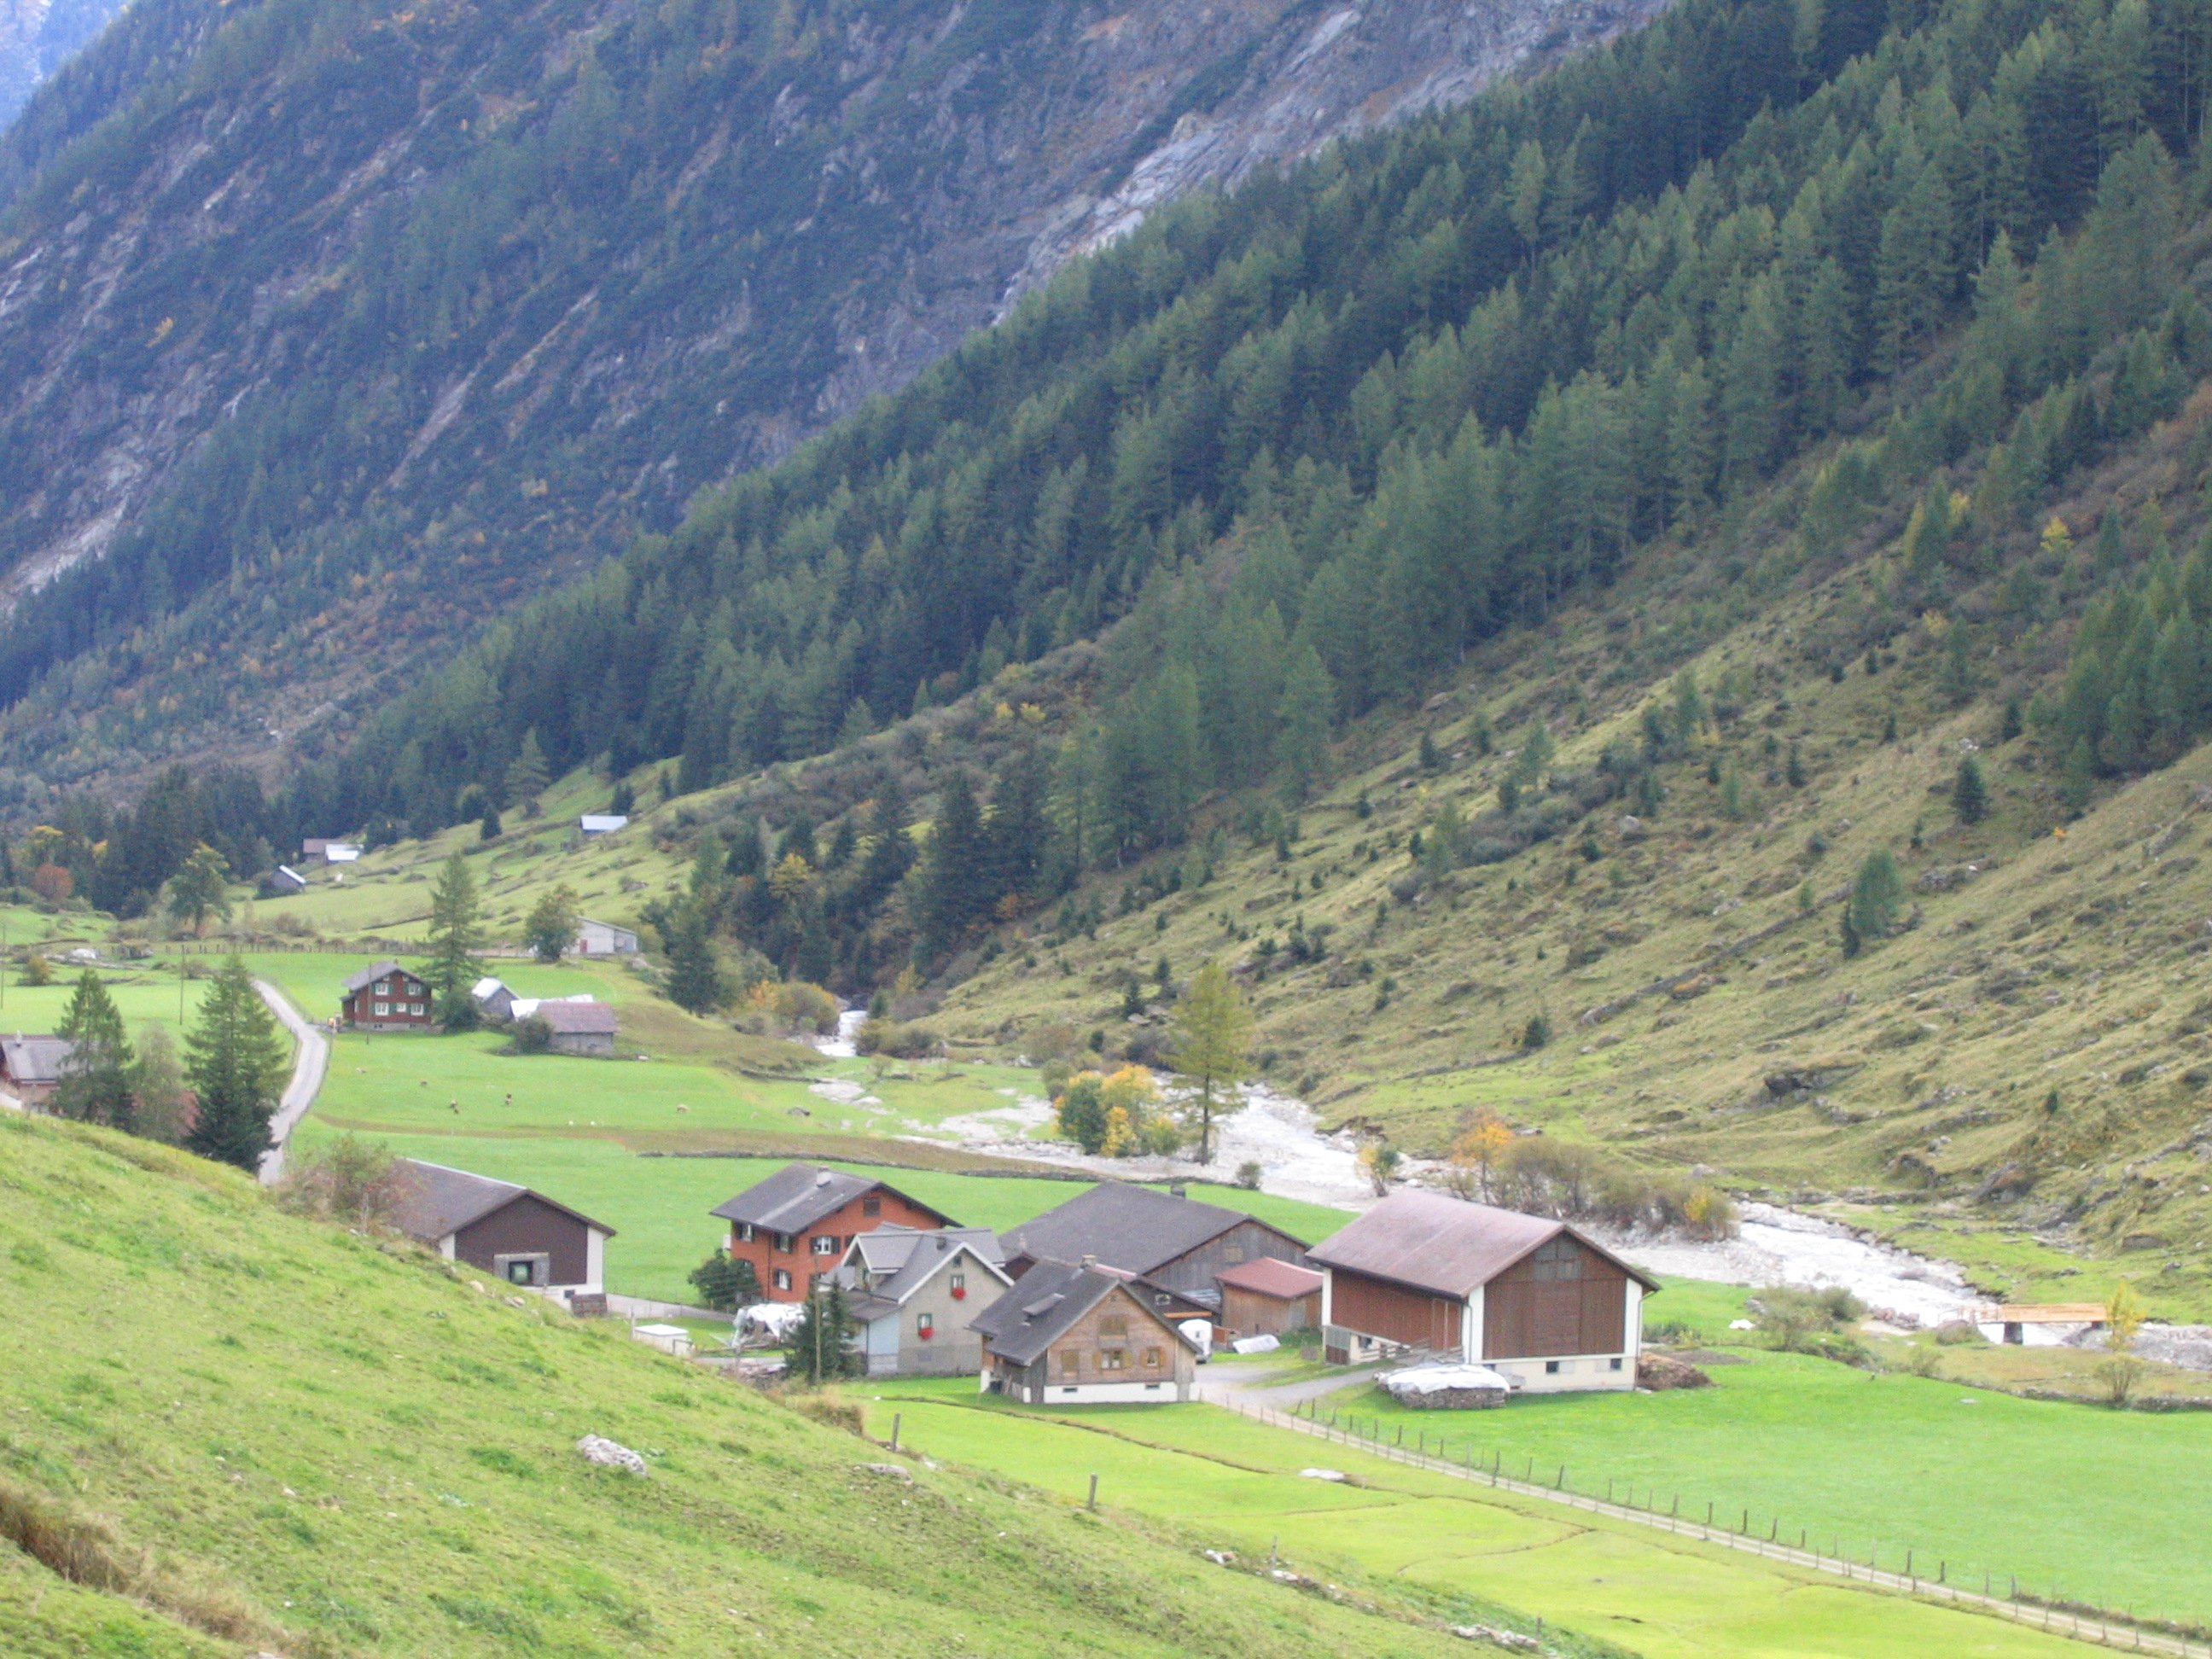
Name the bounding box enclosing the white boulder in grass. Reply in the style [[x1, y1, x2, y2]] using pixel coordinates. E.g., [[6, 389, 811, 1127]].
[[576, 1435, 649, 1475]]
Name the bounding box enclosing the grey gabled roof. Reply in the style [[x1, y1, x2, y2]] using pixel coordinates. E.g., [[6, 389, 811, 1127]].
[[847, 1225, 1010, 1307], [966, 1257, 1139, 1365], [341, 958, 420, 994], [1307, 1190, 1659, 1299], [0, 1035, 74, 1086], [708, 1162, 952, 1234], [998, 1182, 1307, 1278], [390, 1158, 615, 1245]]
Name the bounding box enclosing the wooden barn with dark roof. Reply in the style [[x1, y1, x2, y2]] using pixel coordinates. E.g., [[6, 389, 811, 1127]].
[[1308, 1190, 1658, 1393], [997, 1182, 1308, 1313], [392, 1158, 615, 1310]]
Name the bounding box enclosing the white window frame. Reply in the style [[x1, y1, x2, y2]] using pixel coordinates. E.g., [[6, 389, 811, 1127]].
[[373, 1002, 389, 1018], [771, 1269, 791, 1292], [916, 1312, 935, 1341], [810, 1234, 838, 1256]]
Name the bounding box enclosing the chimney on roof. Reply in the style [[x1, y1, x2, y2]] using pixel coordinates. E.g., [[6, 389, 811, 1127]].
[[1169, 1184, 1186, 1200], [935, 1234, 948, 1251], [1080, 1254, 1097, 1270], [814, 1171, 832, 1185]]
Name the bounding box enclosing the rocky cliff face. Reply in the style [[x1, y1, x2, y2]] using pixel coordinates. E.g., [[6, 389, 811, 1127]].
[[0, 0, 1662, 795]]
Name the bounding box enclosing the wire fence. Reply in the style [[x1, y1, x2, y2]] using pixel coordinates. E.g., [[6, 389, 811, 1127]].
[[1215, 1394, 2209, 1657]]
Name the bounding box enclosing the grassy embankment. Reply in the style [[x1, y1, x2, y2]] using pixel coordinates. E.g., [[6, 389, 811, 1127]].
[[0, 1112, 1514, 1659], [856, 1379, 2105, 1659]]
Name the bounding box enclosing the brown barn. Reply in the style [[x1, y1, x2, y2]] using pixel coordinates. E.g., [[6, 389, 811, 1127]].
[[970, 1256, 1199, 1403], [340, 960, 435, 1030], [1215, 1256, 1323, 1342], [391, 1159, 615, 1310], [998, 1182, 1308, 1321], [1308, 1190, 1657, 1394], [710, 1163, 957, 1302]]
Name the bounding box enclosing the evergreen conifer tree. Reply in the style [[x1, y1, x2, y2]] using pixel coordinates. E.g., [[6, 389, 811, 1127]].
[[421, 853, 483, 1016], [921, 773, 987, 957], [1953, 756, 1990, 824], [786, 1283, 861, 1383], [184, 958, 290, 1173], [507, 730, 551, 818], [662, 905, 726, 1014], [54, 969, 134, 1129], [1843, 849, 1906, 947], [1276, 642, 1335, 804]]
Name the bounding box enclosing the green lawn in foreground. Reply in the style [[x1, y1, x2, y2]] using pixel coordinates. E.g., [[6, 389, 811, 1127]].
[[859, 1381, 2088, 1659], [1299, 1340, 2208, 1622]]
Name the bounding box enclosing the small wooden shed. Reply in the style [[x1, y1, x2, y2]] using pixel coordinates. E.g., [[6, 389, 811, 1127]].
[[1215, 1255, 1323, 1341]]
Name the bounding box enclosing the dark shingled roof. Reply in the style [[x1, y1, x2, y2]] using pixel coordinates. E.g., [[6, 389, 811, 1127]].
[[967, 1258, 1186, 1365], [341, 959, 422, 995], [709, 1162, 953, 1233], [998, 1182, 1306, 1278], [390, 1158, 614, 1245], [1307, 1190, 1657, 1299]]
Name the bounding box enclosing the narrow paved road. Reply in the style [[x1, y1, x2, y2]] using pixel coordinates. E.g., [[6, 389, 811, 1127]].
[[255, 980, 329, 1185]]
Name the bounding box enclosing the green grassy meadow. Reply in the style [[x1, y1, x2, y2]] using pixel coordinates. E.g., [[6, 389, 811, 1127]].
[[250, 952, 1353, 1300], [0, 962, 215, 1039], [857, 1382, 2094, 1659], [0, 1113, 1491, 1659], [1284, 1343, 2209, 1621]]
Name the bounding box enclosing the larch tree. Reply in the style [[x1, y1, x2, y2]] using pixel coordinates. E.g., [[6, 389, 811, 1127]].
[[54, 969, 134, 1129], [184, 958, 291, 1173], [1169, 960, 1254, 1165]]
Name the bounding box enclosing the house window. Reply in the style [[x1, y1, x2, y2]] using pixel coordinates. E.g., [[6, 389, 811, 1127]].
[[1097, 1315, 1127, 1337], [1545, 1359, 1563, 1374], [862, 1196, 882, 1217], [917, 1313, 935, 1341], [811, 1234, 838, 1255], [373, 1002, 389, 1018], [1059, 1351, 1080, 1376], [949, 1272, 965, 1293], [773, 1233, 793, 1253], [1528, 1237, 1583, 1282], [1142, 1348, 1161, 1369], [1225, 1246, 1246, 1262], [1610, 1357, 1623, 1371], [772, 1269, 792, 1292], [1099, 1349, 1126, 1371], [496, 1255, 546, 1287], [375, 981, 390, 995], [737, 1223, 755, 1243], [409, 1003, 424, 1016]]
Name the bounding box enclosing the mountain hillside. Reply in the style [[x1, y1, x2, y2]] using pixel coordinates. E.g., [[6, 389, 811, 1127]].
[[0, 0, 1653, 803], [218, 0, 2212, 1310], [0, 1111, 1522, 1658]]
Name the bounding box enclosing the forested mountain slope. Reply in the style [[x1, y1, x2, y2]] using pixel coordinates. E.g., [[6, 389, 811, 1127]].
[[0, 0, 1652, 803], [248, 0, 2212, 1294], [0, 0, 133, 132]]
